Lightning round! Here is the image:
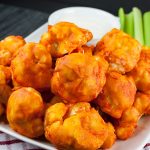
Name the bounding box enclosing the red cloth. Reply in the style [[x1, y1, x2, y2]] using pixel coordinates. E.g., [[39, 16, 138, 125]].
[[0, 131, 42, 150]]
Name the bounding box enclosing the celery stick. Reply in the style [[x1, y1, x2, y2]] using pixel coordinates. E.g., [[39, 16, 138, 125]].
[[125, 12, 134, 37], [118, 8, 125, 31], [143, 11, 150, 47], [133, 7, 144, 45]]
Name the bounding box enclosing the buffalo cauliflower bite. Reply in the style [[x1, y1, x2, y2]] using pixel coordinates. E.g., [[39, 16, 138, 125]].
[[95, 28, 141, 74], [96, 72, 136, 119], [7, 87, 44, 138], [134, 92, 150, 115], [115, 107, 140, 140], [44, 102, 108, 150], [11, 42, 52, 90], [0, 36, 25, 66], [40, 22, 93, 57], [128, 47, 150, 94], [115, 92, 150, 140], [51, 53, 108, 103]]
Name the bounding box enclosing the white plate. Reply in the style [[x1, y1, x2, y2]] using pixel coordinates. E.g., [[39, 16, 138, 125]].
[[0, 8, 150, 150], [48, 7, 120, 45]]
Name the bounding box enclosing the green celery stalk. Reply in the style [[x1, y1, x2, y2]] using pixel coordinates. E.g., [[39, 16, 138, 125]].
[[143, 11, 150, 47], [125, 12, 134, 37], [133, 7, 144, 45], [118, 8, 125, 31]]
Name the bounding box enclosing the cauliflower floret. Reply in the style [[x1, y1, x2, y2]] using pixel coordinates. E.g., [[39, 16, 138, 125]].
[[0, 36, 25, 66], [44, 102, 108, 150], [128, 47, 150, 94], [51, 53, 108, 103], [95, 28, 141, 74], [96, 72, 136, 119], [7, 87, 44, 138], [40, 22, 93, 57], [11, 43, 52, 90]]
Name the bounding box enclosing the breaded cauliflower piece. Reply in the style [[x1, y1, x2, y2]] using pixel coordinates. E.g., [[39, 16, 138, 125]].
[[95, 28, 141, 74], [44, 102, 108, 150], [51, 53, 108, 103], [7, 87, 44, 138], [115, 107, 140, 140], [128, 47, 150, 94], [115, 92, 150, 140], [11, 43, 52, 90], [0, 36, 25, 66], [134, 92, 150, 115], [96, 72, 136, 119], [40, 22, 93, 57]]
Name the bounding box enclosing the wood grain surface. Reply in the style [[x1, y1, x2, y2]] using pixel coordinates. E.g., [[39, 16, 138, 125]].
[[0, 4, 49, 40]]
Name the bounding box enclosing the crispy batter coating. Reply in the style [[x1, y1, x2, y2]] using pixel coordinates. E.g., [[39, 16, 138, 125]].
[[11, 43, 52, 90], [0, 36, 25, 66], [74, 45, 94, 55], [0, 65, 11, 85], [40, 22, 93, 57], [95, 28, 141, 74], [44, 102, 108, 150], [134, 92, 150, 115], [51, 53, 108, 103], [96, 72, 136, 119], [101, 122, 116, 149], [0, 85, 12, 105], [115, 92, 150, 140], [7, 87, 44, 138], [128, 47, 150, 94], [115, 107, 140, 140]]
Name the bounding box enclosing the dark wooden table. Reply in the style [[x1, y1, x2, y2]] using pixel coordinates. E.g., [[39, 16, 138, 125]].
[[0, 4, 49, 40]]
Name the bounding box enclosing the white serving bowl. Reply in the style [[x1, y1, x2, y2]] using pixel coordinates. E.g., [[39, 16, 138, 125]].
[[48, 7, 120, 45]]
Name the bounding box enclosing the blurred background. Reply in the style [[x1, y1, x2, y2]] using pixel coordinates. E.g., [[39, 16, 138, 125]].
[[0, 0, 150, 39], [1, 0, 150, 15]]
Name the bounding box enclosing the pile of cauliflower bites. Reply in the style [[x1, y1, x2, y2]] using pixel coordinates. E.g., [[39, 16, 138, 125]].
[[0, 22, 150, 150]]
